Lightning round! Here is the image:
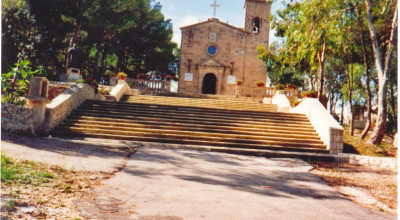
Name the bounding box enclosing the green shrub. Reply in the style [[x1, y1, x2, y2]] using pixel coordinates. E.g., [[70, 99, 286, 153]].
[[274, 83, 285, 92], [76, 79, 85, 84], [1, 60, 38, 105]]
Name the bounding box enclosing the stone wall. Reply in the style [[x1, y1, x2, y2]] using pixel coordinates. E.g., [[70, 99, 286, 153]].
[[179, 0, 272, 96], [243, 0, 271, 88], [3, 79, 132, 136], [1, 103, 35, 135], [179, 19, 247, 96], [347, 154, 397, 170], [44, 83, 96, 133], [105, 80, 131, 101]]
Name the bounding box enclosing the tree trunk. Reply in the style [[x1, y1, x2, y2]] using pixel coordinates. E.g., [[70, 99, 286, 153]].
[[365, 0, 397, 144], [390, 79, 397, 128], [347, 63, 354, 136], [388, 77, 397, 131], [329, 91, 334, 114], [341, 94, 344, 125], [116, 49, 126, 72], [100, 45, 108, 74], [317, 41, 326, 102], [92, 43, 103, 80], [356, 7, 372, 139], [65, 25, 79, 71]]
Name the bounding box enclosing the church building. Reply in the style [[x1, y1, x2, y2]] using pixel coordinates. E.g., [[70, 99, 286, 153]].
[[178, 0, 272, 95]]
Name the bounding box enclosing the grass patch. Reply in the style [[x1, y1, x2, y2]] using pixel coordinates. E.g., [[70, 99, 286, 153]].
[[1, 154, 55, 185], [343, 127, 397, 157], [3, 200, 16, 213], [1, 154, 110, 219]]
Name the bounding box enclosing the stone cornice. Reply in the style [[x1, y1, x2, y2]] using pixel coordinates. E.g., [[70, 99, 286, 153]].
[[181, 18, 250, 35]]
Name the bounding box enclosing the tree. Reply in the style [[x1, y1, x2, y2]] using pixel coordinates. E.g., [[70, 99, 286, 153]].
[[2, 0, 178, 82], [284, 0, 346, 101], [257, 43, 304, 88], [355, 2, 374, 139], [2, 1, 39, 72], [364, 0, 397, 144]]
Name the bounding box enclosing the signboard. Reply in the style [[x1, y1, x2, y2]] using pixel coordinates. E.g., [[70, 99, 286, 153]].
[[227, 75, 236, 84], [185, 73, 193, 81]]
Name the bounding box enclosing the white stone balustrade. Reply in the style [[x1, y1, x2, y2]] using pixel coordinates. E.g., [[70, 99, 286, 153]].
[[235, 86, 298, 102], [126, 79, 171, 94]]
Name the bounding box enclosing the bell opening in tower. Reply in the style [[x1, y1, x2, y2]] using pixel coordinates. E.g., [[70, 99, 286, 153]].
[[253, 17, 260, 33]]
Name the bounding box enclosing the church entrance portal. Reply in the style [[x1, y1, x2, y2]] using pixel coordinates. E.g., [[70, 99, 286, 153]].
[[202, 73, 217, 94]]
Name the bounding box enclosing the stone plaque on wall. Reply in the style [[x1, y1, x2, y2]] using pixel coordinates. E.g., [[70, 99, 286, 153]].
[[184, 73, 193, 81], [227, 75, 236, 84], [210, 32, 217, 42]]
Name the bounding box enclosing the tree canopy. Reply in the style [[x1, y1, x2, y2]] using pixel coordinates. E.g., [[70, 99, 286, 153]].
[[2, 0, 178, 80], [262, 0, 397, 143]]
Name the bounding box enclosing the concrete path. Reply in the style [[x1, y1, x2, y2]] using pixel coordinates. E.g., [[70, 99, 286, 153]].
[[1, 134, 136, 173], [75, 147, 395, 220]]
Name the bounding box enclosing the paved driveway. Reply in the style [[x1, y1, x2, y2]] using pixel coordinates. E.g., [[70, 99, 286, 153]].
[[75, 147, 395, 220]]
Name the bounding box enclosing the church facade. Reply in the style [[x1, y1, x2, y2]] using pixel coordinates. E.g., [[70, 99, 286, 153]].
[[178, 0, 272, 95]]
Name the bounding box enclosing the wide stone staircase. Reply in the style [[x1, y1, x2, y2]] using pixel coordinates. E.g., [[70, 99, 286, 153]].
[[51, 95, 332, 158]]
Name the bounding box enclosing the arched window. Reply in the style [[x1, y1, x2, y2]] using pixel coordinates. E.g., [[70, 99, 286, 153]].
[[253, 17, 260, 33]]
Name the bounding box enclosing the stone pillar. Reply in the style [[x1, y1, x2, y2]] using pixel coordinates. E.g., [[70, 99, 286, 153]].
[[27, 77, 49, 136], [110, 76, 118, 86]]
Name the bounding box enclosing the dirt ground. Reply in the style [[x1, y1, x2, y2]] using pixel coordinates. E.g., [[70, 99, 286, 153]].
[[310, 161, 397, 215], [1, 156, 397, 219], [1, 130, 398, 219], [1, 159, 111, 220]]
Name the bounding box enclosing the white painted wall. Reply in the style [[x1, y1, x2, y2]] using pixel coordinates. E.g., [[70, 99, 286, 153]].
[[291, 98, 344, 154]]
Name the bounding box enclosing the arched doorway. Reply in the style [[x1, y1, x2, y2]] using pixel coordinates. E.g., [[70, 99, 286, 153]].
[[202, 73, 217, 94]]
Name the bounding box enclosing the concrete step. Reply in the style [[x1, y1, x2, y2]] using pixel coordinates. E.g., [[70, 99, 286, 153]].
[[51, 130, 328, 153], [83, 100, 303, 119], [123, 95, 268, 105], [64, 117, 320, 138], [58, 122, 323, 144], [67, 115, 317, 133], [73, 104, 312, 126], [123, 95, 277, 112], [51, 96, 329, 156], [123, 101, 278, 112], [70, 110, 315, 130]]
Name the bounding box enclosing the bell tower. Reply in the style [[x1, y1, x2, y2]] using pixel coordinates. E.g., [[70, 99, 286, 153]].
[[241, 0, 272, 87], [244, 0, 271, 45]]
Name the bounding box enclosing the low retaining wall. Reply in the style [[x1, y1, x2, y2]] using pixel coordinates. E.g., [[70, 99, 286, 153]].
[[346, 154, 397, 170], [106, 80, 132, 101], [1, 103, 35, 135], [271, 90, 291, 112], [3, 78, 133, 136], [291, 98, 344, 154], [44, 83, 97, 133]]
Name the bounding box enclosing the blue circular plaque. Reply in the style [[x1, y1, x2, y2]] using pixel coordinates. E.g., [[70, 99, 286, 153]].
[[208, 45, 217, 55]]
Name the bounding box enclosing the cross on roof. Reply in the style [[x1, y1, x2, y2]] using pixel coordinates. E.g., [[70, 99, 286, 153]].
[[210, 0, 220, 17]]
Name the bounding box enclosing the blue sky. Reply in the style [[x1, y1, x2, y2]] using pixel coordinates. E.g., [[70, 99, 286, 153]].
[[157, 0, 285, 47]]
